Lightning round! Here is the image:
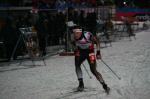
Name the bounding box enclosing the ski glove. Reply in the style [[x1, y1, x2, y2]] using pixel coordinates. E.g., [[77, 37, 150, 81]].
[[96, 50, 101, 59]]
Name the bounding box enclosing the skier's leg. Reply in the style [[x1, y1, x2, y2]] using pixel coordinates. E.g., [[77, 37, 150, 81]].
[[75, 55, 86, 91], [87, 58, 104, 82], [87, 57, 110, 94]]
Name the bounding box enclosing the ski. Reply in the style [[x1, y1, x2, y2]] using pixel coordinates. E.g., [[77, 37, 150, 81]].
[[56, 87, 97, 99]]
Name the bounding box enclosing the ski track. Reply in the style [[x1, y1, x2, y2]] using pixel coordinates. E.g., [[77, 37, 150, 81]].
[[0, 29, 150, 99]]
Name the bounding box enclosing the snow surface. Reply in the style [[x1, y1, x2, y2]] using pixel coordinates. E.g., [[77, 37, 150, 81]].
[[0, 29, 150, 99]]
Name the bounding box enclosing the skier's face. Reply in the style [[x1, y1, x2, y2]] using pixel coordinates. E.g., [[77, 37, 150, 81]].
[[73, 29, 82, 40]]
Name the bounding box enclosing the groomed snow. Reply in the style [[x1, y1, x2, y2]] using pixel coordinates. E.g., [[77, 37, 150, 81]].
[[0, 29, 150, 99]]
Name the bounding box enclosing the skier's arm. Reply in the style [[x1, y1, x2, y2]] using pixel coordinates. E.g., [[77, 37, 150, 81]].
[[92, 35, 100, 51], [92, 35, 101, 59]]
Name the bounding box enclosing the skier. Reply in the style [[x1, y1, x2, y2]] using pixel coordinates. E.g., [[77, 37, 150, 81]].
[[72, 26, 110, 94]]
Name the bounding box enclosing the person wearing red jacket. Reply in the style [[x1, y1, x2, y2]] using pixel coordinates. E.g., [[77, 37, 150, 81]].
[[72, 26, 110, 94]]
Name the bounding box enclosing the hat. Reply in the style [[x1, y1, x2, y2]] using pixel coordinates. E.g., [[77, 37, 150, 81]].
[[66, 21, 76, 27]]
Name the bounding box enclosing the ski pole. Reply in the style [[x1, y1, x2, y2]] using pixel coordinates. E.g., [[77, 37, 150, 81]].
[[82, 63, 92, 79], [98, 59, 121, 80]]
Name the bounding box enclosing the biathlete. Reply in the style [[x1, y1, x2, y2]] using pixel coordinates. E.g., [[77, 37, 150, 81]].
[[72, 26, 110, 94]]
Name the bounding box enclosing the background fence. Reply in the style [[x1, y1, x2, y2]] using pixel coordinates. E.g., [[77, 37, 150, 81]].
[[0, 6, 115, 60]]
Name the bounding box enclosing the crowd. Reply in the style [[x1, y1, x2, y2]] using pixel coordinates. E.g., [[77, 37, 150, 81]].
[[33, 0, 99, 10], [0, 7, 102, 60], [0, 0, 113, 61], [0, 0, 100, 9]]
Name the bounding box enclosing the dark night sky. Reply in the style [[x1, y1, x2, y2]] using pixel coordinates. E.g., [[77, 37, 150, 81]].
[[114, 0, 150, 8], [0, 0, 150, 8]]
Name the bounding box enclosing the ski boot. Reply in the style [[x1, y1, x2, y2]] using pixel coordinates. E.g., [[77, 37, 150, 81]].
[[77, 79, 84, 91], [101, 82, 110, 94]]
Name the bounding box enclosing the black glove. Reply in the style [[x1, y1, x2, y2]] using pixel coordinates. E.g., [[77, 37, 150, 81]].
[[96, 50, 101, 59]]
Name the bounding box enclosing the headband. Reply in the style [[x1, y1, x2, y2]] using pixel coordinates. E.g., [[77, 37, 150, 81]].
[[73, 29, 82, 33]]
